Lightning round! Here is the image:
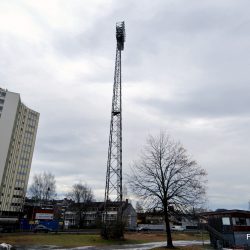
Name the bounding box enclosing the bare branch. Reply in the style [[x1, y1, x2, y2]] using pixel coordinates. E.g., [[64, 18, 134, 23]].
[[128, 131, 207, 248]]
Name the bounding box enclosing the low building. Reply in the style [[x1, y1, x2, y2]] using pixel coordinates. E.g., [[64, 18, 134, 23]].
[[65, 200, 137, 230], [65, 201, 102, 228], [201, 209, 250, 249], [137, 211, 198, 231], [21, 198, 73, 230], [172, 213, 198, 230], [22, 199, 137, 230]]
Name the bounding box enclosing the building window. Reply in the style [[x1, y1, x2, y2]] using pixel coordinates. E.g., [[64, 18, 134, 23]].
[[13, 195, 22, 198], [11, 203, 21, 207], [222, 217, 230, 225], [234, 217, 247, 226]]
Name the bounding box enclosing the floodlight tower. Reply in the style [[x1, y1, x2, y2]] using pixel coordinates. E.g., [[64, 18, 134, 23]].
[[104, 22, 125, 222]]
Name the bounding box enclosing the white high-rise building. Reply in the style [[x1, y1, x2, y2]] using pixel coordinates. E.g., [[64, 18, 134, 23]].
[[0, 88, 39, 215]]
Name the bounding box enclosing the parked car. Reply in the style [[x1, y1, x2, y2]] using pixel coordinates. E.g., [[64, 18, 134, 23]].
[[171, 225, 185, 231], [137, 226, 149, 232], [0, 226, 13, 233], [33, 225, 52, 233]]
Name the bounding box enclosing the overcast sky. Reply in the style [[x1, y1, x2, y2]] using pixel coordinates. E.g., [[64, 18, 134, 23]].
[[0, 0, 250, 210]]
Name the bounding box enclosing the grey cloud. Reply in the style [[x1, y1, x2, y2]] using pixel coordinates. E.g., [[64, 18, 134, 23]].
[[137, 83, 250, 119], [1, 0, 250, 210]]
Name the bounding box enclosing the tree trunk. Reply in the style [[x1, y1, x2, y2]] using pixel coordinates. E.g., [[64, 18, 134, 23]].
[[78, 205, 82, 229], [164, 210, 174, 248]]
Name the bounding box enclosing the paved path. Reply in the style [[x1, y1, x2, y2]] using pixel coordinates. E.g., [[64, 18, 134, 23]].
[[17, 240, 209, 250], [12, 240, 210, 250]]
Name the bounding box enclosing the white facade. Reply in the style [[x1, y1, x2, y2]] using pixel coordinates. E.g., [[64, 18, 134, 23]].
[[0, 88, 39, 214]]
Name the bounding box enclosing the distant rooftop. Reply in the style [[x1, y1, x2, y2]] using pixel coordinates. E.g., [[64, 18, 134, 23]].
[[200, 209, 250, 217]]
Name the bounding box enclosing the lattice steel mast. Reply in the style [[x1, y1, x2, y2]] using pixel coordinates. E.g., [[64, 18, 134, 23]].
[[104, 22, 125, 220]]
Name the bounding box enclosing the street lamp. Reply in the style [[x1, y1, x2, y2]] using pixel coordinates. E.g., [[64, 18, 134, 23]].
[[46, 187, 50, 204]]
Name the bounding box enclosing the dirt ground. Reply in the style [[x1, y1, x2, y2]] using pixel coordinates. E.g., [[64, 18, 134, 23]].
[[125, 231, 209, 242], [125, 232, 167, 242]]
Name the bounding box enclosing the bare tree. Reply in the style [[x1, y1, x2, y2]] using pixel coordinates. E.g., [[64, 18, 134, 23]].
[[135, 201, 144, 213], [29, 171, 56, 201], [128, 132, 207, 248], [67, 183, 94, 228], [123, 184, 129, 201]]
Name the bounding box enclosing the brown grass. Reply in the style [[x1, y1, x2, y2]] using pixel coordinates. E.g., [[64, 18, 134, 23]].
[[125, 231, 209, 242], [0, 231, 209, 248]]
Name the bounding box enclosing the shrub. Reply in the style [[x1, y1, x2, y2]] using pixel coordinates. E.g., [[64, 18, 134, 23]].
[[100, 221, 125, 240]]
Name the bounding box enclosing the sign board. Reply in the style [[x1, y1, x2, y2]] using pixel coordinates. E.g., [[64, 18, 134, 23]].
[[35, 213, 53, 220]]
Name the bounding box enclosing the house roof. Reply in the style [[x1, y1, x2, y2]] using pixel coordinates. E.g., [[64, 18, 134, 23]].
[[200, 209, 250, 217]]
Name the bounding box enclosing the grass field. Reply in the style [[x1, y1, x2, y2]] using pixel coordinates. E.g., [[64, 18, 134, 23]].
[[0, 233, 130, 248], [0, 231, 210, 248], [126, 231, 209, 242]]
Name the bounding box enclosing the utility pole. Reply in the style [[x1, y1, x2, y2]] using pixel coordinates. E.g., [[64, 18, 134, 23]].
[[103, 22, 126, 236]]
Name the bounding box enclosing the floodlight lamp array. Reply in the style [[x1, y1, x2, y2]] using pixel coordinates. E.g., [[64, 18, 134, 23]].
[[116, 21, 125, 51]]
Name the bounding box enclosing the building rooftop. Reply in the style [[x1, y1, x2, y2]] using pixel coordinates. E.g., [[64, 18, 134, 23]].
[[200, 209, 250, 217]]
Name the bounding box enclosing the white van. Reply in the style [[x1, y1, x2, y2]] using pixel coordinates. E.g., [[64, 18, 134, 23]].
[[171, 225, 185, 231]]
